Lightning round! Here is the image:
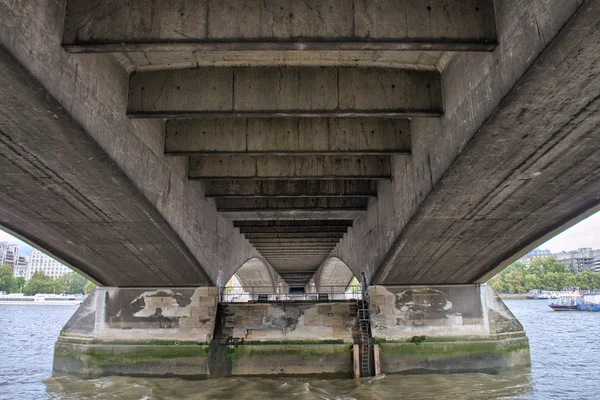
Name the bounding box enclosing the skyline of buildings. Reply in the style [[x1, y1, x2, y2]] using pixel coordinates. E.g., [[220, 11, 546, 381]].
[[520, 247, 600, 274], [0, 242, 72, 280], [2, 239, 600, 281]]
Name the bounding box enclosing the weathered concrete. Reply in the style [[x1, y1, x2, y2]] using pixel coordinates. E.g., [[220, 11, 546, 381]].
[[333, 0, 591, 285], [62, 0, 497, 52], [54, 287, 218, 378], [189, 155, 391, 180], [209, 301, 359, 377], [205, 180, 378, 198], [0, 0, 262, 287], [371, 0, 600, 284], [165, 118, 410, 155], [232, 258, 281, 290], [216, 198, 369, 212], [0, 44, 213, 286], [369, 284, 530, 373], [128, 67, 442, 117], [313, 257, 356, 290]]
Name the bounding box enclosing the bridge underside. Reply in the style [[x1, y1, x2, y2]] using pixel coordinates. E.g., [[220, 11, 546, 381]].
[[0, 0, 599, 290]]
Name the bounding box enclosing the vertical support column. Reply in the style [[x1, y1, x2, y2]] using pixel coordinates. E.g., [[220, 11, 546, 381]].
[[373, 344, 381, 376], [353, 344, 360, 379]]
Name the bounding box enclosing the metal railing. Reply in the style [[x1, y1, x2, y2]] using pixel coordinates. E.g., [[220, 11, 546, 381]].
[[220, 285, 362, 303]]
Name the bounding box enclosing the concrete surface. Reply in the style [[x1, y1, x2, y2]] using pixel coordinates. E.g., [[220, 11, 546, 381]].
[[369, 284, 530, 373]]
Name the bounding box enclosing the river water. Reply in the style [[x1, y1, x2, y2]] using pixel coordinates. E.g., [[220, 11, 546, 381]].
[[1, 300, 599, 399]]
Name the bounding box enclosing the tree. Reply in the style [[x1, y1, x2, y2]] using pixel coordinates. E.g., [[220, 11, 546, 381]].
[[0, 264, 17, 293], [487, 257, 597, 294], [62, 271, 88, 294], [15, 277, 26, 291], [83, 281, 96, 295], [22, 271, 65, 295], [488, 274, 505, 293]]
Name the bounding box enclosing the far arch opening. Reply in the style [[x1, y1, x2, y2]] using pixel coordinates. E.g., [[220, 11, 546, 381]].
[[222, 257, 287, 302], [308, 257, 362, 300]]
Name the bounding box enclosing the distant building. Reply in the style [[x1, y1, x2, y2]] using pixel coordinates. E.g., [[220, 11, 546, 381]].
[[0, 242, 21, 275], [554, 248, 600, 274], [13, 256, 28, 278], [594, 257, 600, 273], [520, 248, 552, 265], [27, 249, 70, 279]]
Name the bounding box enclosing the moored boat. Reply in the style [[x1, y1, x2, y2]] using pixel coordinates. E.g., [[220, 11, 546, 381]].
[[548, 292, 600, 312], [0, 293, 83, 305]]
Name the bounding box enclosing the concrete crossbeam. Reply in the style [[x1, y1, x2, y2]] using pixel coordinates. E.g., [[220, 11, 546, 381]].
[[234, 220, 354, 228], [165, 118, 410, 155], [189, 156, 391, 180], [128, 67, 442, 117], [249, 238, 340, 244], [205, 180, 377, 198], [63, 0, 497, 52], [216, 198, 368, 211], [239, 226, 348, 234], [244, 232, 345, 239], [221, 210, 365, 220]]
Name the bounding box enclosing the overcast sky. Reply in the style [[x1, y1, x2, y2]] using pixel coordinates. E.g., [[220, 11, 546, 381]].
[[1, 210, 599, 257]]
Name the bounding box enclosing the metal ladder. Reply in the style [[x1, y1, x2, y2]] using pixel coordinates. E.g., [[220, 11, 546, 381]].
[[357, 295, 373, 377]]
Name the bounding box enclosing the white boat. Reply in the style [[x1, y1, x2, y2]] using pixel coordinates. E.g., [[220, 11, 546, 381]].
[[0, 293, 83, 305]]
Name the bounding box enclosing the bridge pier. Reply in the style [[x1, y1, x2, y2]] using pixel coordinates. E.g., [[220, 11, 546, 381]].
[[369, 284, 530, 374], [54, 284, 529, 378], [53, 287, 218, 379]]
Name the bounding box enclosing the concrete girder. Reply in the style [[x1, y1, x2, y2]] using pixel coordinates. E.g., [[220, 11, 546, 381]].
[[62, 0, 497, 52], [205, 180, 378, 198], [249, 238, 340, 244], [0, 45, 213, 287], [238, 226, 348, 234], [165, 118, 410, 156], [220, 210, 365, 220], [215, 198, 368, 212], [254, 248, 337, 253], [234, 220, 354, 228], [128, 67, 443, 118], [189, 155, 391, 180], [243, 232, 345, 239], [118, 50, 448, 70], [370, 0, 600, 285]]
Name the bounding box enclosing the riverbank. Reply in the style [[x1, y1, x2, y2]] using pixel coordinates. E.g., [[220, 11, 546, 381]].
[[499, 293, 529, 299]]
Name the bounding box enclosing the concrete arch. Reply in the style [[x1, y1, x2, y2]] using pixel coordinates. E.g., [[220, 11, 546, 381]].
[[227, 257, 281, 294], [313, 257, 358, 292]]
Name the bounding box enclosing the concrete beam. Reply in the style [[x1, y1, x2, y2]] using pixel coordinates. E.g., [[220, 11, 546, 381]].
[[239, 226, 348, 234], [63, 0, 497, 52], [235, 220, 354, 228], [250, 238, 340, 244], [128, 67, 442, 117], [189, 156, 391, 180], [205, 180, 377, 198], [0, 44, 212, 286], [221, 210, 364, 220], [216, 198, 368, 212], [165, 118, 410, 155], [371, 1, 600, 285], [244, 232, 345, 239]]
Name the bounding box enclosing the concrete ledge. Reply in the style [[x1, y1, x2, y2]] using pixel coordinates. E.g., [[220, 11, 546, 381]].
[[53, 341, 210, 379], [378, 336, 530, 374], [225, 343, 354, 378]]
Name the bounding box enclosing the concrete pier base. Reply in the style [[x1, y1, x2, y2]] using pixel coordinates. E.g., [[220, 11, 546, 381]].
[[54, 284, 529, 378], [368, 284, 531, 374], [53, 287, 218, 378]]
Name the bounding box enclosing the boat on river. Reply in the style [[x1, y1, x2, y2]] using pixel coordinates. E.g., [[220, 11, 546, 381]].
[[548, 293, 600, 312], [0, 293, 83, 305]]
